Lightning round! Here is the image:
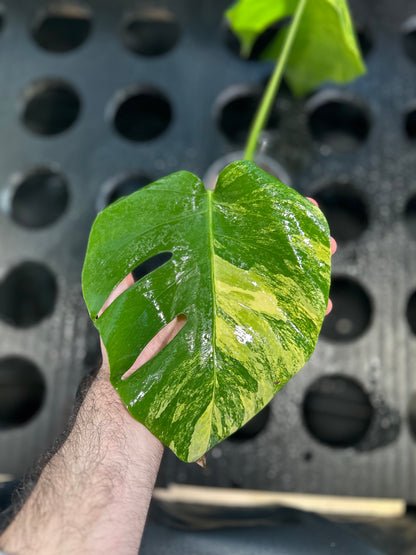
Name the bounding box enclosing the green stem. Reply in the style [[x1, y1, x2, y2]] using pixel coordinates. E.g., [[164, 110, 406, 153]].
[[244, 0, 308, 162]]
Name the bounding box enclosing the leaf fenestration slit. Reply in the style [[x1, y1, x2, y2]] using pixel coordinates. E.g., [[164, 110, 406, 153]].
[[132, 251, 173, 282], [97, 251, 173, 319], [121, 313, 187, 380]]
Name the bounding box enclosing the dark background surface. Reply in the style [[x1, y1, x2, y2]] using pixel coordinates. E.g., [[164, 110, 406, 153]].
[[0, 0, 416, 505]]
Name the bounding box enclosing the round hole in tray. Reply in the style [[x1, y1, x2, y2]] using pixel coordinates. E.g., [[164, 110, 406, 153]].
[[216, 84, 279, 144], [404, 193, 416, 239], [405, 106, 416, 140], [11, 168, 69, 228], [313, 182, 369, 243], [112, 86, 172, 142], [229, 404, 270, 441], [307, 90, 370, 153], [224, 18, 290, 61], [406, 291, 416, 335], [32, 3, 92, 53], [0, 262, 57, 328], [21, 78, 81, 136], [122, 8, 180, 56], [303, 375, 373, 447], [0, 357, 46, 429], [320, 276, 372, 342], [105, 174, 151, 206], [402, 16, 416, 65]]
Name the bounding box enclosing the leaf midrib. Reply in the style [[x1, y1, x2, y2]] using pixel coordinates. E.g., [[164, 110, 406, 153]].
[[206, 190, 217, 450]]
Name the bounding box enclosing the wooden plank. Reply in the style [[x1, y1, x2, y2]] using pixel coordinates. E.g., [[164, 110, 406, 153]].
[[154, 485, 406, 518]]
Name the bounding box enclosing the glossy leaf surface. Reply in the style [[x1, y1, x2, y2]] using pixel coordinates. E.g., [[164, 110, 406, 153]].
[[226, 0, 365, 96], [82, 161, 331, 462]]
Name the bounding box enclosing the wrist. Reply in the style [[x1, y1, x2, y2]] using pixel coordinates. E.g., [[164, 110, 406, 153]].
[[83, 364, 164, 464]]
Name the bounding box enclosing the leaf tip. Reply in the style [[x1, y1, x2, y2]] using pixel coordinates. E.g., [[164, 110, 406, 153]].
[[196, 455, 207, 468]]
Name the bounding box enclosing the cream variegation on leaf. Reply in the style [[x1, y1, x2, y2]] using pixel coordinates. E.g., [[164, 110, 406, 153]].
[[82, 161, 331, 462]]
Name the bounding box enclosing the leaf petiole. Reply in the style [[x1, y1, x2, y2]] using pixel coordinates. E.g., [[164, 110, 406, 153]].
[[243, 0, 308, 162]]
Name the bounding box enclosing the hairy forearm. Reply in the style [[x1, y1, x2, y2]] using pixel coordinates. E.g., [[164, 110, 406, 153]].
[[0, 368, 163, 555]]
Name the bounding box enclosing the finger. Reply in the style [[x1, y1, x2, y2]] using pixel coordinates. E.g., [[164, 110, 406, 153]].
[[307, 197, 335, 316], [307, 197, 336, 256], [325, 298, 333, 315], [98, 274, 135, 318], [121, 315, 187, 380], [99, 273, 135, 367], [306, 197, 318, 207]]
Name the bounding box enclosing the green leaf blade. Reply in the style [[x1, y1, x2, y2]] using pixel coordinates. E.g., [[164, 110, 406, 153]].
[[82, 161, 331, 462], [226, 0, 366, 96]]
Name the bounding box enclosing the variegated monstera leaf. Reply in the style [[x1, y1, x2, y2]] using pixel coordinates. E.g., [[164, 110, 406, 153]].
[[82, 161, 331, 462]]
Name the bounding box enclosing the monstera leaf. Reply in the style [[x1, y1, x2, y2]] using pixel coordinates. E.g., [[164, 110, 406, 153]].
[[226, 0, 366, 96], [82, 161, 331, 462]]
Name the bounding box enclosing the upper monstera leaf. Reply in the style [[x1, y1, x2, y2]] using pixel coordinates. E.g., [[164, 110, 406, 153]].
[[82, 161, 331, 462], [226, 0, 366, 96]]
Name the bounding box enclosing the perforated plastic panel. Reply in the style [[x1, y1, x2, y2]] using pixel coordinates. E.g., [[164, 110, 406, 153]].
[[1, 0, 416, 501]]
